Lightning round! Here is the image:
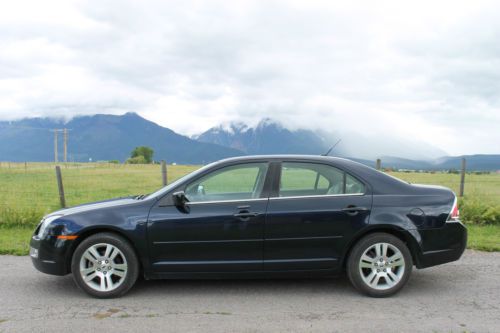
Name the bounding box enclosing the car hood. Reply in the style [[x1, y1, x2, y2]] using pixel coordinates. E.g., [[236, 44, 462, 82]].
[[47, 197, 140, 218]]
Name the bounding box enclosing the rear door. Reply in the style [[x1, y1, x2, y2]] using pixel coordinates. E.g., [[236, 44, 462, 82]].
[[264, 161, 372, 271], [148, 162, 271, 273]]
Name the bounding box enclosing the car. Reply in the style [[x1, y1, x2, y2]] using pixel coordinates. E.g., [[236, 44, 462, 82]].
[[30, 155, 467, 298]]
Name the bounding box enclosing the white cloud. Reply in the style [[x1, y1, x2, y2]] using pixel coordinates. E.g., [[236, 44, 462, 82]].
[[0, 0, 499, 154]]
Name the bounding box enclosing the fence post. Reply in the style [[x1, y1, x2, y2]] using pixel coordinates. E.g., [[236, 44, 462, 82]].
[[55, 165, 66, 208], [376, 158, 381, 170], [459, 158, 466, 197], [161, 160, 168, 186]]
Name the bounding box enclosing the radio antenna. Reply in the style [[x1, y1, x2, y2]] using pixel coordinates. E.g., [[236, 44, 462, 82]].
[[322, 139, 342, 156]]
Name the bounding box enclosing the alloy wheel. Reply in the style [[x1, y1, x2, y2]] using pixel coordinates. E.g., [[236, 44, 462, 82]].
[[358, 242, 405, 290], [79, 243, 128, 292]]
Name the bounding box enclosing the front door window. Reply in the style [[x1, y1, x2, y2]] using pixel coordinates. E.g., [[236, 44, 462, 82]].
[[185, 163, 269, 202]]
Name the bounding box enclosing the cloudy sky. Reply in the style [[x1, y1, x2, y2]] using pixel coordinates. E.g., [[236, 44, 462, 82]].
[[1, 0, 499, 155]]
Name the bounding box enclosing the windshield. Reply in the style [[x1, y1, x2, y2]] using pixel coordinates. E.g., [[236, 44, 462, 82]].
[[142, 162, 216, 200]]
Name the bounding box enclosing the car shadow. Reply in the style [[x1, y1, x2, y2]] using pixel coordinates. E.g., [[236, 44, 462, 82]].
[[33, 265, 465, 300]]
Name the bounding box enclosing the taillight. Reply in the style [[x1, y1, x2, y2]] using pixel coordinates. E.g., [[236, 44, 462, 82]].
[[448, 197, 460, 221]]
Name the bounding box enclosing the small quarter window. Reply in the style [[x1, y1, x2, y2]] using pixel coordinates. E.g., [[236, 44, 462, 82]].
[[345, 173, 365, 194]]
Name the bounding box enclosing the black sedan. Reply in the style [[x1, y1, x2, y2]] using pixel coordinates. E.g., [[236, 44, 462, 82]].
[[30, 155, 467, 298]]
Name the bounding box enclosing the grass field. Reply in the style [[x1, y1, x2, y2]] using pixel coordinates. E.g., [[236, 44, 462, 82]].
[[0, 162, 499, 255]]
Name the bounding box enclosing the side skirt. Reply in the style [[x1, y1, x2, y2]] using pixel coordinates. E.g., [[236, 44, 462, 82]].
[[144, 268, 342, 280]]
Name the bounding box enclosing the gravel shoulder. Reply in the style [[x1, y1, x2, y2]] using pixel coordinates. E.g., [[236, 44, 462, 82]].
[[0, 250, 499, 332]]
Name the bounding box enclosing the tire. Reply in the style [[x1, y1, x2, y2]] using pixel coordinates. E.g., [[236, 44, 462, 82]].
[[347, 233, 412, 297], [71, 232, 139, 298]]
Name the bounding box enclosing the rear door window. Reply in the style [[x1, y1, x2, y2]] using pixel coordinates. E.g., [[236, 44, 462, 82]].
[[279, 162, 364, 198]]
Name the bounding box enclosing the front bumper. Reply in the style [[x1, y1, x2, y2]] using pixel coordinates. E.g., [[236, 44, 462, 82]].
[[415, 221, 467, 269], [30, 234, 73, 276]]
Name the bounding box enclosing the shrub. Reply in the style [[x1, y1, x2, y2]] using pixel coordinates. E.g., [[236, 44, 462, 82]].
[[126, 156, 147, 164], [460, 199, 500, 226]]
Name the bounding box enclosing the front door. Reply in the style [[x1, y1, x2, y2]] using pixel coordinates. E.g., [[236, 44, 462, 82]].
[[148, 162, 270, 273], [264, 161, 372, 271]]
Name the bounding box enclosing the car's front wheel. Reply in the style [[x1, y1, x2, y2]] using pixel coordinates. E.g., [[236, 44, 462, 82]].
[[347, 233, 412, 297], [71, 232, 139, 298]]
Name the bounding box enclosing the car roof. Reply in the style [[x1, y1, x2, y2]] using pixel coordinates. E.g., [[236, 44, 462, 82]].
[[216, 154, 411, 194], [218, 154, 352, 163], [216, 154, 373, 172]]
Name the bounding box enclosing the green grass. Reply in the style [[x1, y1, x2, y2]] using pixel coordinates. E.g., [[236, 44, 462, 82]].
[[389, 171, 500, 207], [0, 163, 499, 255], [0, 228, 32, 255], [0, 162, 199, 228], [466, 224, 500, 252]]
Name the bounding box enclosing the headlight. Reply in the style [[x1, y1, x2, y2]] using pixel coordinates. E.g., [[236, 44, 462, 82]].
[[37, 215, 63, 237]]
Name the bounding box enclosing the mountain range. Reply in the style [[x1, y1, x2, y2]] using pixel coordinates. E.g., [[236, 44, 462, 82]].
[[0, 113, 242, 164], [0, 112, 498, 170]]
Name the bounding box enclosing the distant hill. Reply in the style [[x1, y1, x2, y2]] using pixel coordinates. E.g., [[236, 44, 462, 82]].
[[432, 155, 500, 171], [0, 113, 243, 164], [355, 155, 500, 171]]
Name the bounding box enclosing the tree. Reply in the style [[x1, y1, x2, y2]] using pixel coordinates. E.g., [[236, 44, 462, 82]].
[[129, 146, 154, 164]]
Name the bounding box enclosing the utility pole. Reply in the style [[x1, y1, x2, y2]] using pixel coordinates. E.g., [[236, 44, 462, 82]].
[[51, 128, 69, 163], [63, 128, 68, 163], [53, 130, 59, 163]]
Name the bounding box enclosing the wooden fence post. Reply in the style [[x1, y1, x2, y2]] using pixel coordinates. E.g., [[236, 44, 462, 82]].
[[161, 160, 168, 186], [459, 158, 466, 197], [55, 165, 66, 208], [376, 158, 381, 170]]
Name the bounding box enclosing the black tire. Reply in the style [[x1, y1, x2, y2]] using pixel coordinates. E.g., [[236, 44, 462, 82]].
[[347, 233, 412, 297], [71, 232, 139, 298]]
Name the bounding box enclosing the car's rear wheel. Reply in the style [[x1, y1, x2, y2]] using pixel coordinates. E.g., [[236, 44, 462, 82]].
[[347, 233, 412, 297], [71, 232, 139, 298]]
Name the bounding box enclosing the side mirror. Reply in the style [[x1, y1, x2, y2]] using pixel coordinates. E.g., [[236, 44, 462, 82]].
[[172, 191, 189, 207]]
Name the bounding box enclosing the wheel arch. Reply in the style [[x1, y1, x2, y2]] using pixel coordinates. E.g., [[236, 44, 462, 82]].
[[341, 225, 420, 269], [65, 226, 143, 275]]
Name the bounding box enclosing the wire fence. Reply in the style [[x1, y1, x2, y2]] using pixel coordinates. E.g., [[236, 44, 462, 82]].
[[0, 162, 198, 215], [0, 161, 499, 227]]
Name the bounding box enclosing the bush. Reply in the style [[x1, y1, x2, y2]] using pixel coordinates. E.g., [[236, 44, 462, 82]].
[[460, 199, 500, 226], [108, 160, 120, 164], [126, 156, 147, 164]]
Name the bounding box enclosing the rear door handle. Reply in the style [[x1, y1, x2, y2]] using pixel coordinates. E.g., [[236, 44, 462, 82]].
[[341, 206, 368, 212], [233, 212, 260, 218], [341, 206, 368, 215]]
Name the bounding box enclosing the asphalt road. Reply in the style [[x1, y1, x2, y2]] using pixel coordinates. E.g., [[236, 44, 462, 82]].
[[0, 250, 499, 333]]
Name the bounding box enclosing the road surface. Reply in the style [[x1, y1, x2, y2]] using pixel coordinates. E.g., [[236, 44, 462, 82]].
[[0, 250, 499, 332]]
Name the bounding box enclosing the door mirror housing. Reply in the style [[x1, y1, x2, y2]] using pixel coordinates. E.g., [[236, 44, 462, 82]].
[[172, 191, 189, 207]]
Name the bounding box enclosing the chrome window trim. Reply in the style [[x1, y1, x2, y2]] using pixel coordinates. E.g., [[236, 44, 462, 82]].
[[270, 193, 365, 200], [185, 198, 269, 205], [184, 193, 365, 205]]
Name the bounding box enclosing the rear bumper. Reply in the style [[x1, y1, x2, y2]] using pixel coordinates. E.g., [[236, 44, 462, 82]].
[[415, 221, 467, 269], [30, 235, 72, 276]]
